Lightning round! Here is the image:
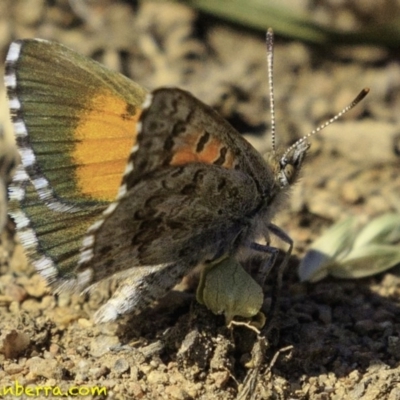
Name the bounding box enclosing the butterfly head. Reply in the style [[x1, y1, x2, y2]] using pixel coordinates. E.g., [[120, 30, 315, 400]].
[[269, 85, 369, 190], [276, 139, 310, 188], [265, 29, 369, 191]]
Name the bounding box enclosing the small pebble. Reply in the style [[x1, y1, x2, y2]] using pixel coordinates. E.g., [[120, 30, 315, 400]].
[[4, 283, 27, 302], [128, 382, 145, 398], [147, 370, 168, 384], [113, 358, 130, 375], [165, 385, 190, 400], [354, 320, 376, 334], [210, 370, 230, 388], [26, 357, 63, 379], [49, 343, 60, 355], [4, 362, 25, 375], [23, 274, 48, 298], [2, 330, 30, 359], [90, 335, 120, 358], [90, 366, 110, 379], [21, 299, 41, 316]]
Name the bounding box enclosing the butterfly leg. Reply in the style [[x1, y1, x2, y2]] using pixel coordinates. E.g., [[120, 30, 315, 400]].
[[250, 223, 293, 333], [250, 242, 280, 285], [93, 263, 189, 323], [267, 223, 294, 287]]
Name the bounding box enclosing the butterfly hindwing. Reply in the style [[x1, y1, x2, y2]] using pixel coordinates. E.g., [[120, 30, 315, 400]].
[[75, 162, 262, 321], [11, 173, 104, 283]]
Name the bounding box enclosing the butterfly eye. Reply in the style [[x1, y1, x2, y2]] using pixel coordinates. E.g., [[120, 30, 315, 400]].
[[275, 162, 290, 188], [277, 142, 308, 188], [284, 164, 296, 181]]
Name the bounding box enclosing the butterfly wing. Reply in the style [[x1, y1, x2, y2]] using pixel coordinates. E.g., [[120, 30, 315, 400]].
[[79, 162, 262, 321], [5, 39, 147, 280], [70, 88, 271, 285], [126, 88, 274, 190], [77, 163, 261, 282], [5, 39, 147, 205]]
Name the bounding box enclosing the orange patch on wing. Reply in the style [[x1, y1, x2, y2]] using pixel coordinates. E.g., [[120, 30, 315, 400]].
[[222, 151, 235, 169], [72, 91, 142, 202], [170, 133, 235, 168]]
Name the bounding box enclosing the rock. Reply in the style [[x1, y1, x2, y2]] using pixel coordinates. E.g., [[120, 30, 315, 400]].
[[4, 283, 27, 303], [26, 357, 63, 379], [2, 330, 30, 359], [113, 358, 130, 376]]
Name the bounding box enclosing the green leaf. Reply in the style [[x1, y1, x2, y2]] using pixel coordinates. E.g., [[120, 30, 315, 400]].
[[197, 256, 264, 324], [353, 213, 400, 248], [300, 214, 400, 281], [331, 244, 400, 279], [298, 217, 358, 282], [181, 0, 400, 47]]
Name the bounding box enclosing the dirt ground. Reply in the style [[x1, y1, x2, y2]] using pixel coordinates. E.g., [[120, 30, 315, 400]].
[[1, 1, 400, 399]]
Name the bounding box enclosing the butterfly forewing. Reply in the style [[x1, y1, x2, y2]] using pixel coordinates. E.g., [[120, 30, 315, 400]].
[[6, 39, 148, 205], [5, 39, 148, 283], [126, 88, 275, 191]]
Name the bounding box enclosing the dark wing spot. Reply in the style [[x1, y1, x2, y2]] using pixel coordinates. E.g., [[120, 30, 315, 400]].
[[217, 178, 227, 192], [134, 209, 148, 220], [181, 183, 196, 195], [144, 195, 164, 208], [193, 169, 206, 184], [230, 187, 239, 197], [99, 245, 113, 256], [163, 120, 187, 153], [196, 131, 210, 153], [163, 135, 174, 151], [167, 220, 185, 230], [214, 147, 227, 166], [171, 121, 187, 136], [122, 103, 136, 119], [171, 167, 185, 178], [132, 218, 165, 247]]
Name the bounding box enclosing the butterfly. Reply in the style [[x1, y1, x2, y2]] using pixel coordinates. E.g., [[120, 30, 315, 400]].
[[4, 29, 369, 323]]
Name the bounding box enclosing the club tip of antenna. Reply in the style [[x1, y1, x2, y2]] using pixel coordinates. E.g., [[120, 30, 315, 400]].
[[362, 87, 370, 96], [353, 87, 370, 104]]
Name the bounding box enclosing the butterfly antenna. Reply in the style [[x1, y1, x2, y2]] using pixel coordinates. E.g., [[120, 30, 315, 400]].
[[282, 87, 370, 161], [266, 28, 277, 154]]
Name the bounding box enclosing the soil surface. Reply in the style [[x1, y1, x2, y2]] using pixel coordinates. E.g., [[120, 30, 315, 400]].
[[0, 1, 400, 399]]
